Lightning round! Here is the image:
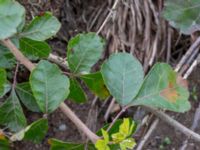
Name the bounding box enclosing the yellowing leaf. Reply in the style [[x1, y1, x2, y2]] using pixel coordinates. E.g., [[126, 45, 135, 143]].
[[112, 118, 135, 143], [0, 132, 5, 140], [101, 129, 109, 143], [95, 139, 110, 150], [132, 63, 190, 112], [160, 82, 179, 103]]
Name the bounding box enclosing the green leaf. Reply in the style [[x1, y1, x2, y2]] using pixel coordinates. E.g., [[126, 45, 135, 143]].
[[0, 68, 8, 98], [132, 63, 191, 112], [111, 118, 135, 143], [0, 133, 10, 150], [101, 129, 109, 143], [101, 53, 144, 105], [0, 45, 16, 69], [80, 72, 110, 99], [163, 0, 200, 34], [96, 118, 136, 140], [67, 33, 105, 73], [30, 60, 70, 113], [119, 138, 136, 150], [20, 12, 61, 41], [10, 118, 48, 144], [95, 139, 110, 150], [68, 79, 87, 103], [19, 38, 51, 60], [0, 0, 25, 39], [49, 138, 96, 150], [0, 89, 27, 132], [16, 82, 40, 112]]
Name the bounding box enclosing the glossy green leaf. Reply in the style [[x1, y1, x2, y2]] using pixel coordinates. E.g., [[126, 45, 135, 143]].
[[0, 45, 16, 69], [68, 79, 87, 103], [49, 138, 96, 150], [20, 12, 61, 41], [16, 82, 40, 112], [30, 60, 70, 113], [163, 0, 200, 34], [67, 33, 105, 73], [101, 53, 144, 105], [0, 0, 25, 39], [11, 118, 48, 144], [0, 133, 10, 150], [19, 38, 51, 60], [132, 63, 191, 112], [80, 72, 110, 99], [0, 89, 27, 132]]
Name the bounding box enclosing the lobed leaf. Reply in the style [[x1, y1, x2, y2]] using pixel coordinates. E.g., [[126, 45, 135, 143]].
[[67, 33, 105, 73], [20, 12, 61, 41], [101, 53, 144, 105], [0, 89, 27, 132], [163, 0, 200, 34], [132, 63, 191, 112], [30, 60, 70, 113], [19, 38, 51, 60], [11, 118, 48, 144], [49, 138, 96, 150], [0, 0, 25, 39], [0, 68, 8, 97], [0, 45, 16, 69], [80, 72, 110, 99], [68, 79, 87, 103], [16, 82, 40, 112]]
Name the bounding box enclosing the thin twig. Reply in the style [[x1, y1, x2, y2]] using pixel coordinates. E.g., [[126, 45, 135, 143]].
[[145, 107, 200, 142], [106, 105, 128, 132], [96, 0, 119, 34], [1, 39, 100, 144], [12, 62, 19, 89], [175, 36, 200, 72], [104, 98, 115, 121], [136, 118, 159, 150]]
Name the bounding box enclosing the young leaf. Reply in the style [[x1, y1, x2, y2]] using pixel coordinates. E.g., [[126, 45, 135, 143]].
[[0, 89, 27, 132], [119, 138, 136, 150], [67, 33, 105, 73], [20, 12, 61, 41], [0, 68, 8, 98], [16, 82, 40, 112], [19, 38, 51, 60], [0, 0, 25, 39], [163, 0, 200, 34], [0, 45, 16, 69], [80, 72, 110, 99], [111, 118, 135, 143], [10, 118, 48, 144], [48, 138, 96, 150], [132, 63, 191, 112], [101, 53, 144, 105], [30, 60, 70, 113], [95, 130, 110, 150], [68, 79, 87, 103]]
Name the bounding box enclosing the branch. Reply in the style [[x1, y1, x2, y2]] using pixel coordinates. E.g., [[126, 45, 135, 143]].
[[1, 39, 100, 144], [145, 107, 200, 142]]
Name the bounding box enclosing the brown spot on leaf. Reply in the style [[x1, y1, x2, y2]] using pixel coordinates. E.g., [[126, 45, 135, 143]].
[[161, 82, 179, 103], [0, 131, 5, 140]]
